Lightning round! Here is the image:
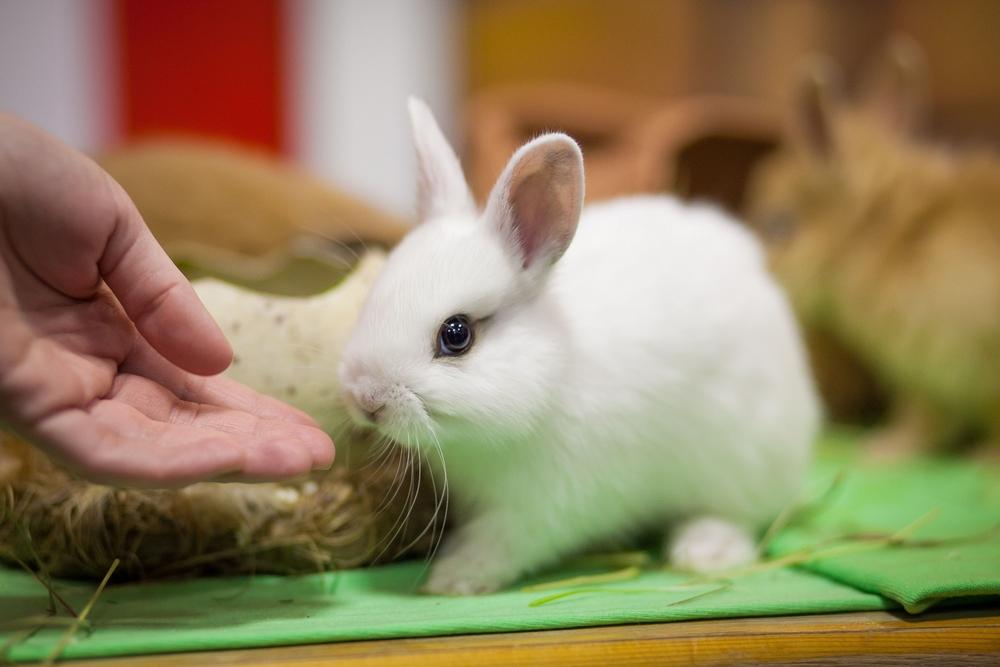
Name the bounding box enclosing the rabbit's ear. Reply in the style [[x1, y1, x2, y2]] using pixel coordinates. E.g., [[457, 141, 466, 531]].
[[794, 57, 841, 161], [858, 35, 927, 137], [485, 134, 584, 272], [408, 97, 476, 222]]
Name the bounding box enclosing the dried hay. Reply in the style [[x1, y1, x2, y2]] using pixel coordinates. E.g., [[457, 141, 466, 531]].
[[0, 433, 443, 581]]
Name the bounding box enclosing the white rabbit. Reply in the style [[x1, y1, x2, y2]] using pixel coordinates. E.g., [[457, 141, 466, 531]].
[[338, 98, 820, 595]]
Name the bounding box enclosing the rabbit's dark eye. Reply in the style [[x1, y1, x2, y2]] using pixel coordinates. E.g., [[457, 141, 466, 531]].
[[437, 315, 474, 357]]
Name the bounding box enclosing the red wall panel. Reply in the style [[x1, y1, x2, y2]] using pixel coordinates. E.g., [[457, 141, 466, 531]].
[[115, 0, 285, 152]]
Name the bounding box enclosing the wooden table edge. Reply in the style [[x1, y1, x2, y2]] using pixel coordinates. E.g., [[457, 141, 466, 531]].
[[55, 605, 1000, 666]]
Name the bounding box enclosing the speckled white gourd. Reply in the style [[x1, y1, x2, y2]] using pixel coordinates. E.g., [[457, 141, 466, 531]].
[[194, 250, 386, 433]]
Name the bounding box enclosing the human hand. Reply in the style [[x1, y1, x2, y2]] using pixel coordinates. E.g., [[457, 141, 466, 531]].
[[0, 114, 334, 487]]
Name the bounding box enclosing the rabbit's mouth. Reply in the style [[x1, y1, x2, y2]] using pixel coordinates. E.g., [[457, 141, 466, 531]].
[[345, 385, 436, 447]]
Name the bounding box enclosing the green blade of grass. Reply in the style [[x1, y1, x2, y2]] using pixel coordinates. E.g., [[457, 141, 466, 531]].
[[521, 566, 642, 593], [530, 582, 731, 608]]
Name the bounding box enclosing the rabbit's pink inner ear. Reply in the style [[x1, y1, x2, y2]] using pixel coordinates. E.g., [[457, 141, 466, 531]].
[[503, 141, 583, 269]]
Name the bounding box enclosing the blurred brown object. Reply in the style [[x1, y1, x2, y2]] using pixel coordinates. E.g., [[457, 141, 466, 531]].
[[746, 37, 1000, 455], [633, 95, 781, 212], [98, 140, 411, 289], [465, 0, 1000, 149], [465, 83, 656, 203], [801, 329, 887, 425], [467, 83, 781, 212]]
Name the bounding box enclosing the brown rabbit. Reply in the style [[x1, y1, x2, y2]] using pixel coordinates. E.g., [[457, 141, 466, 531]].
[[746, 38, 1000, 456]]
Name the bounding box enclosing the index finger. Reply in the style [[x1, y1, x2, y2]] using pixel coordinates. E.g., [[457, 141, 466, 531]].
[[99, 190, 233, 376]]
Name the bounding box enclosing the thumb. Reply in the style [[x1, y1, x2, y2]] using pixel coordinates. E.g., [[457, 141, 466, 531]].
[[99, 192, 232, 376]]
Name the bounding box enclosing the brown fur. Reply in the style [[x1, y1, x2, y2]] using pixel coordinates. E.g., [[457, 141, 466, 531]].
[[747, 42, 1000, 453]]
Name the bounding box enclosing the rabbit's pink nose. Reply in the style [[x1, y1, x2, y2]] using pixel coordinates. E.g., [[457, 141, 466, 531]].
[[346, 386, 386, 425]]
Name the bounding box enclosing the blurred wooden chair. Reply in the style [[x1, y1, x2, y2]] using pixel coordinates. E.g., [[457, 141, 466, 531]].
[[465, 83, 656, 203], [633, 95, 780, 213], [465, 83, 781, 214]]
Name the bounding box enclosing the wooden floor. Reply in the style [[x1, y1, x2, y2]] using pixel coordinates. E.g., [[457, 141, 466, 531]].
[[69, 606, 1000, 666]]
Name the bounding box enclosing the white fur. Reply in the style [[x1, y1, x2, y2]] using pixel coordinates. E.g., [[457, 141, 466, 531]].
[[408, 97, 476, 222], [339, 101, 820, 594], [667, 517, 758, 573]]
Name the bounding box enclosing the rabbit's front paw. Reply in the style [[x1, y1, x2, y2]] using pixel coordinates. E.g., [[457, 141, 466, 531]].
[[667, 516, 757, 573], [421, 552, 510, 596], [420, 531, 521, 596], [422, 566, 502, 596]]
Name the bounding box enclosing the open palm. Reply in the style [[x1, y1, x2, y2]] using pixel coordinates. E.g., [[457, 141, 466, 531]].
[[0, 115, 333, 487]]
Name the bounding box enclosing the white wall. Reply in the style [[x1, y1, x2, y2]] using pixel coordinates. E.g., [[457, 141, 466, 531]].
[[0, 0, 116, 150], [287, 0, 461, 219]]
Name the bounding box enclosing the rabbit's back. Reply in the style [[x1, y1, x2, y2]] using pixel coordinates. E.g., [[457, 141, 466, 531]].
[[548, 196, 819, 526]]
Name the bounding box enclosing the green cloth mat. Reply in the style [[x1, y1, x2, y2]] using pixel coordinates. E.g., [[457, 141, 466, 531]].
[[1, 563, 890, 662], [1, 433, 997, 662], [768, 432, 1000, 614]]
